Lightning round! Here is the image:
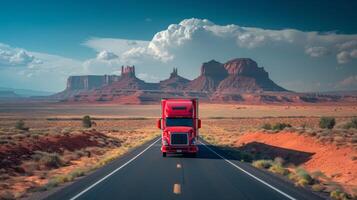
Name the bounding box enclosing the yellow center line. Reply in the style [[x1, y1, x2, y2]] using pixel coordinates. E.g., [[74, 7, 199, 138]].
[[173, 183, 181, 194]]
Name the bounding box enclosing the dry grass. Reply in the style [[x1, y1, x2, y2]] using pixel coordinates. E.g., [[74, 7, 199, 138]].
[[200, 116, 357, 199], [0, 103, 356, 199], [0, 118, 159, 199]]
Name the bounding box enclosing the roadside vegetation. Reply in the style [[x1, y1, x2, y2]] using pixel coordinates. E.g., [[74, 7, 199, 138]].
[[201, 116, 357, 199], [0, 117, 159, 199], [82, 115, 92, 128]]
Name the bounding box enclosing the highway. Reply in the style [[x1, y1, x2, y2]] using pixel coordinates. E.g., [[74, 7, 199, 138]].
[[46, 137, 325, 200]]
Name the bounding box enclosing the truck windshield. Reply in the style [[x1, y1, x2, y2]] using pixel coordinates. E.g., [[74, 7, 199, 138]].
[[166, 118, 193, 127]]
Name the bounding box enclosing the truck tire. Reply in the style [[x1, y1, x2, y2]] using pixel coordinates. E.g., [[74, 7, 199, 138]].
[[162, 152, 166, 157]]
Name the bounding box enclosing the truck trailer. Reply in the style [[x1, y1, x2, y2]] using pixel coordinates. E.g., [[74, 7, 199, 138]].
[[157, 98, 201, 157]]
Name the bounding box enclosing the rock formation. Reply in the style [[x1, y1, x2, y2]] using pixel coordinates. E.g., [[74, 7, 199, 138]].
[[159, 68, 190, 91], [217, 58, 286, 93], [187, 60, 228, 92], [53, 58, 356, 104]]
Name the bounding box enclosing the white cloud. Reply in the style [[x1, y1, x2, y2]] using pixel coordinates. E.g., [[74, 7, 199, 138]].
[[96, 50, 118, 60], [305, 46, 329, 57], [337, 51, 351, 64], [112, 18, 357, 65], [0, 43, 42, 67], [337, 40, 357, 50], [137, 73, 160, 82], [335, 75, 357, 90], [2, 18, 357, 92], [83, 38, 149, 56]]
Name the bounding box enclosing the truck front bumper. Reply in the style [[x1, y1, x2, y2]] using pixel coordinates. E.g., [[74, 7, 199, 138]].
[[161, 145, 198, 153]]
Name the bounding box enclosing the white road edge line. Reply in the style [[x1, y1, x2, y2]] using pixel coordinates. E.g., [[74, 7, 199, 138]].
[[69, 137, 161, 200], [199, 141, 297, 200]]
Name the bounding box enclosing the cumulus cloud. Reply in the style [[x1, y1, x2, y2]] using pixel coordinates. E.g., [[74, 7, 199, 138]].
[[337, 51, 351, 64], [81, 18, 357, 92], [96, 50, 118, 60], [112, 18, 357, 65], [2, 18, 357, 92], [335, 75, 357, 90], [0, 43, 42, 67], [305, 46, 329, 57], [83, 38, 149, 56], [82, 51, 122, 75]]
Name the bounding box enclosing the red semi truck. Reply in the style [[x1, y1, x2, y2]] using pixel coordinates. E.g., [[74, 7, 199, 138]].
[[157, 98, 201, 157]]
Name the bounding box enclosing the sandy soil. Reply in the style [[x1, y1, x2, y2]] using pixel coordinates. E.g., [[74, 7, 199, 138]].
[[235, 132, 357, 192], [0, 102, 356, 119], [0, 119, 158, 199], [0, 103, 356, 199]]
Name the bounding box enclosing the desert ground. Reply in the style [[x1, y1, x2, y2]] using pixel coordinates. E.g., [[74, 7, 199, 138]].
[[0, 102, 356, 199], [0, 102, 356, 119]]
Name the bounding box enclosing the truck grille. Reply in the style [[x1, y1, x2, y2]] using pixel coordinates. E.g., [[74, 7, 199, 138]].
[[170, 133, 188, 145]]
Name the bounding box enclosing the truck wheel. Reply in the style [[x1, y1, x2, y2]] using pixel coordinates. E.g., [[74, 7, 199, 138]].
[[162, 152, 167, 157]]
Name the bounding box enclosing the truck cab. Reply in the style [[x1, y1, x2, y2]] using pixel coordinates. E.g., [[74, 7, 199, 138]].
[[157, 98, 201, 157]]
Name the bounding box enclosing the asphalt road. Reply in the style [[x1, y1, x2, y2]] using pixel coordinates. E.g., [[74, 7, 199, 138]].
[[45, 137, 325, 200]]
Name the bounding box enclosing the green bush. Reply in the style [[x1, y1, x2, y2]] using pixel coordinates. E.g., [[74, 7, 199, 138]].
[[82, 115, 92, 128], [319, 117, 336, 129], [15, 120, 29, 131], [262, 123, 272, 130], [272, 123, 292, 131]]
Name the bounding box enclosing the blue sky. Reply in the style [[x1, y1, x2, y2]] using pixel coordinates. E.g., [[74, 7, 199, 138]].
[[0, 0, 357, 92]]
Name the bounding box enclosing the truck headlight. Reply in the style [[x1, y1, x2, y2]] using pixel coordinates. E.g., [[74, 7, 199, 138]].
[[191, 138, 196, 145], [162, 139, 168, 146]]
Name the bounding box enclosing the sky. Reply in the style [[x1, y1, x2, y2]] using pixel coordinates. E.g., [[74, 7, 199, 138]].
[[0, 0, 357, 92]]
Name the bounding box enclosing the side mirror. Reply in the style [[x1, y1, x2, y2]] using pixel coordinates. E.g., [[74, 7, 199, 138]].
[[157, 118, 162, 129], [198, 119, 201, 129]]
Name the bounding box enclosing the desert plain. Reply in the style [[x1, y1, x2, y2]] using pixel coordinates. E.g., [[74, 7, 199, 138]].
[[0, 102, 356, 199]]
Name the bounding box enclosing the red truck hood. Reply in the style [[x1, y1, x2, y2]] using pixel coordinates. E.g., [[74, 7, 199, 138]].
[[164, 126, 193, 133]]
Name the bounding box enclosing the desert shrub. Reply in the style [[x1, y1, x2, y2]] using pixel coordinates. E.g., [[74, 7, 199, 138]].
[[43, 179, 59, 191], [69, 168, 86, 179], [274, 157, 285, 165], [310, 170, 327, 180], [82, 115, 92, 128], [272, 123, 292, 131], [319, 117, 336, 129], [0, 190, 15, 200], [292, 168, 313, 187], [21, 161, 39, 175], [269, 163, 289, 176], [311, 184, 325, 192], [330, 189, 349, 200], [33, 151, 63, 169], [262, 123, 272, 130], [15, 120, 29, 131], [343, 117, 357, 129], [252, 160, 273, 169]]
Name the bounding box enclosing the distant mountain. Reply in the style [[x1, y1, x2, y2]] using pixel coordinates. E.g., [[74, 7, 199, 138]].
[[0, 87, 54, 97], [0, 90, 19, 98], [53, 58, 357, 104]]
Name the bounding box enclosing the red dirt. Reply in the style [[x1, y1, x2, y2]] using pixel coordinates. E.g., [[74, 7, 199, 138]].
[[0, 130, 115, 169], [235, 132, 357, 191]]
